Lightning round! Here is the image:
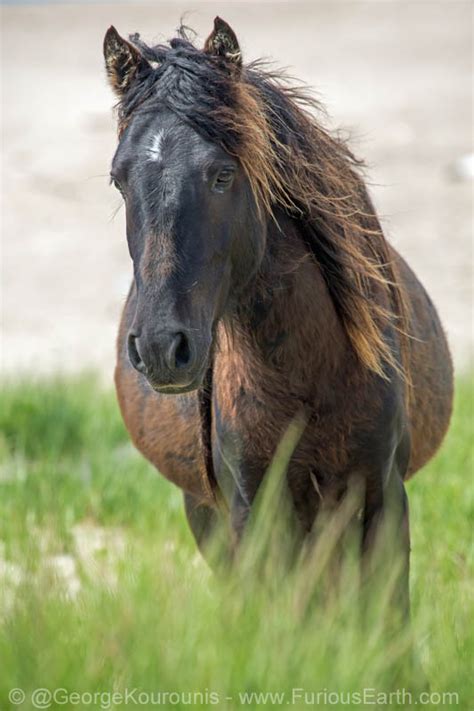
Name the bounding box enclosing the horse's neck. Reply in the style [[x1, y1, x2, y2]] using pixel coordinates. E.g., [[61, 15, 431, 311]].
[[222, 215, 349, 397]]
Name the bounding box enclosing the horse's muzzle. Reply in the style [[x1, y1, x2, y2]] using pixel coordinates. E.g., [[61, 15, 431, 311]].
[[127, 329, 205, 393]]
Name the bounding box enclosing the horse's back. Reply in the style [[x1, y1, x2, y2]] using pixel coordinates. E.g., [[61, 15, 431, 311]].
[[395, 250, 454, 477]]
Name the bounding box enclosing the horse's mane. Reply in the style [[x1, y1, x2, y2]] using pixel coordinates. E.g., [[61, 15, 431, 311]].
[[117, 27, 410, 382]]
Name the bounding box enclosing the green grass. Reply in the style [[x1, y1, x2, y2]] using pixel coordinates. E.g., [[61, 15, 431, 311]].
[[0, 375, 472, 710]]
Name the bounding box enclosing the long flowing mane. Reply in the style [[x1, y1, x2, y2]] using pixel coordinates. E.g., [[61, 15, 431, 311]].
[[115, 26, 410, 382]]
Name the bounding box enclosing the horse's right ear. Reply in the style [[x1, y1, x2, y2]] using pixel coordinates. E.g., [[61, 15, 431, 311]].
[[103, 26, 143, 97]]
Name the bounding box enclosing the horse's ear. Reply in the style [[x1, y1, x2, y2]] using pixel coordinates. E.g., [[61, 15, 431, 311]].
[[103, 26, 143, 97], [204, 17, 242, 68]]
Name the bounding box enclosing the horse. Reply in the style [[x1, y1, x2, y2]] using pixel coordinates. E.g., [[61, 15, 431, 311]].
[[103, 17, 453, 610]]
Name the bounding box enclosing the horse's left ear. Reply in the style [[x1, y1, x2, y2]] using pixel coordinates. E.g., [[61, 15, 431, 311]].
[[103, 25, 144, 97], [204, 17, 242, 68]]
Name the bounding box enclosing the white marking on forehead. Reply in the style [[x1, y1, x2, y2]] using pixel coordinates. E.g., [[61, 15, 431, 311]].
[[146, 130, 165, 162]]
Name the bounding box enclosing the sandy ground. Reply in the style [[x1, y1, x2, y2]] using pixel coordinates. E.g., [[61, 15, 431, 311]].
[[1, 2, 472, 385]]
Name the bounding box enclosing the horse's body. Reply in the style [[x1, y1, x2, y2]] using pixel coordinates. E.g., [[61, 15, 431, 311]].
[[104, 18, 453, 605], [115, 211, 452, 536]]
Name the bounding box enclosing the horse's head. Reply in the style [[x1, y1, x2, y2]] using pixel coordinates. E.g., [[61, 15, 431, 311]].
[[104, 19, 268, 393]]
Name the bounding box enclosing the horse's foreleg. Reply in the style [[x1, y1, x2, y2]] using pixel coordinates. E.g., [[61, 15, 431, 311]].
[[183, 493, 233, 570], [362, 465, 411, 621], [362, 470, 429, 687]]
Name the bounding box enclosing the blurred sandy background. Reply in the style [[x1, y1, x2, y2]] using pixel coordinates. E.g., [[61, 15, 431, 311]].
[[1, 1, 472, 384]]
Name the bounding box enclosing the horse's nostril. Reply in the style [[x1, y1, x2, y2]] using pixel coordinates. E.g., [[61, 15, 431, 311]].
[[128, 333, 147, 374], [172, 332, 192, 370]]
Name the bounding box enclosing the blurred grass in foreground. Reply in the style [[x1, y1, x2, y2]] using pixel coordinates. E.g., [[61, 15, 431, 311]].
[[0, 374, 472, 710]]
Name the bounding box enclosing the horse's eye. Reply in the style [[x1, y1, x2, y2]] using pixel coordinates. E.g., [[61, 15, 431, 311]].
[[111, 177, 123, 193], [212, 168, 235, 193]]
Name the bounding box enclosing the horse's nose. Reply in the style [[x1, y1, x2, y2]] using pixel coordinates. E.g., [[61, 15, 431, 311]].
[[127, 329, 195, 385]]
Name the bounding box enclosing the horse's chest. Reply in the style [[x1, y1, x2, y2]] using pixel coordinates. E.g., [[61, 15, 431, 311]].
[[211, 378, 349, 510]]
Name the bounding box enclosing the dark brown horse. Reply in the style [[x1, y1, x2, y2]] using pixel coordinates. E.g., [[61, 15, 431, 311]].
[[103, 18, 453, 607]]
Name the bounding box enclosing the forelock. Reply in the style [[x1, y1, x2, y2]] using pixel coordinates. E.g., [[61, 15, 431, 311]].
[[117, 35, 242, 155]]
